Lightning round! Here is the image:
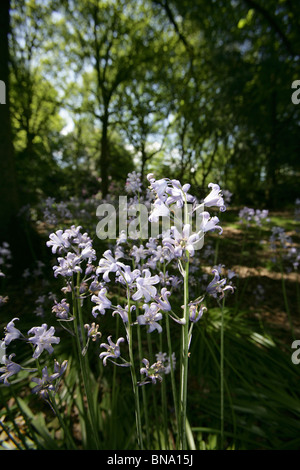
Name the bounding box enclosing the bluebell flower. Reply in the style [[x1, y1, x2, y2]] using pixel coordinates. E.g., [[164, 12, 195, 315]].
[[96, 249, 120, 282], [80, 243, 96, 263], [155, 287, 171, 311], [52, 299, 70, 319], [112, 304, 135, 323], [3, 317, 22, 345], [84, 322, 101, 341], [139, 358, 165, 385], [188, 299, 207, 323], [53, 252, 82, 277], [116, 264, 141, 286], [147, 174, 169, 201], [132, 269, 160, 302], [28, 324, 60, 359], [166, 179, 195, 208], [0, 354, 22, 386], [131, 244, 148, 264], [47, 229, 71, 254], [137, 303, 163, 333], [149, 199, 170, 222], [99, 336, 128, 366], [163, 224, 200, 258], [203, 183, 226, 212], [125, 171, 142, 193], [91, 287, 112, 317], [155, 352, 176, 375], [197, 211, 223, 234], [206, 269, 234, 299], [31, 360, 68, 399]]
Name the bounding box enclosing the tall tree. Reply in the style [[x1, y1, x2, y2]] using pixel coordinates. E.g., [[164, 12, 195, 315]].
[[0, 0, 19, 241]]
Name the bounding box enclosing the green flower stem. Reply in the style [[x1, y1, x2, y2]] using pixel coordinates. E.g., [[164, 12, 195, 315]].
[[159, 328, 169, 449], [179, 254, 190, 450], [146, 332, 161, 449], [279, 259, 295, 340], [48, 391, 76, 450], [126, 286, 143, 449], [72, 276, 100, 449], [165, 313, 179, 441], [11, 387, 40, 449], [0, 418, 23, 450], [218, 297, 225, 450], [137, 317, 150, 449]]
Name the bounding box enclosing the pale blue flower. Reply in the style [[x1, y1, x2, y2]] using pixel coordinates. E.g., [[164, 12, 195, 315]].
[[139, 358, 165, 385], [163, 224, 200, 257], [132, 269, 160, 302], [0, 354, 22, 386], [99, 336, 127, 366], [166, 180, 195, 208], [206, 269, 234, 299], [96, 249, 120, 282], [155, 287, 171, 311], [137, 303, 163, 333], [28, 324, 60, 359], [52, 299, 70, 319], [31, 360, 68, 399], [3, 318, 22, 345], [197, 211, 223, 234], [155, 352, 176, 375], [47, 229, 71, 254], [91, 287, 112, 317], [203, 183, 226, 212], [80, 243, 96, 262], [125, 171, 142, 193], [112, 304, 135, 323], [116, 264, 141, 285], [131, 244, 148, 264], [53, 252, 82, 277], [147, 174, 169, 201], [188, 300, 207, 323], [149, 199, 170, 222]]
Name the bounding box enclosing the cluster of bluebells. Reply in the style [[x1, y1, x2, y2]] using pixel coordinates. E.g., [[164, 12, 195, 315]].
[[125, 171, 143, 194], [239, 207, 269, 228], [269, 226, 300, 272], [59, 174, 233, 383], [0, 242, 11, 307], [33, 172, 235, 394], [0, 317, 66, 401]]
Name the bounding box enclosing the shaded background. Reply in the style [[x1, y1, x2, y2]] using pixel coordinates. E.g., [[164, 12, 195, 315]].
[[0, 0, 299, 255]]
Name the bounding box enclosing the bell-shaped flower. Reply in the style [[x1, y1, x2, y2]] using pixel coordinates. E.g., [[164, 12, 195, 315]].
[[91, 287, 112, 317], [163, 224, 200, 258], [203, 183, 226, 212], [47, 230, 70, 254], [155, 288, 171, 311], [96, 250, 121, 282], [0, 354, 22, 386], [139, 358, 165, 385], [137, 303, 163, 333], [206, 269, 234, 299], [53, 252, 82, 278], [132, 269, 160, 302], [166, 180, 195, 208], [3, 317, 22, 345], [99, 336, 128, 367], [27, 324, 60, 359], [149, 199, 170, 222], [198, 211, 223, 234]]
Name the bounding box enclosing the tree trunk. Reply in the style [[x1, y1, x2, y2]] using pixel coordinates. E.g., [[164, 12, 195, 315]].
[[100, 109, 109, 198], [0, 0, 42, 272], [0, 0, 19, 241]]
